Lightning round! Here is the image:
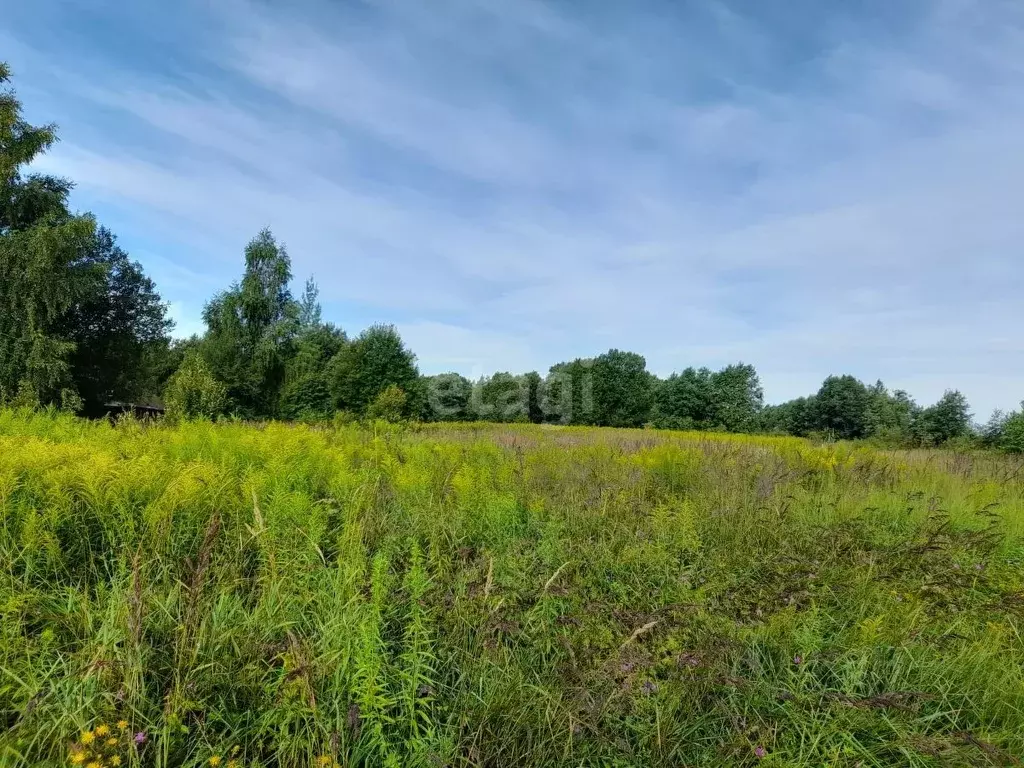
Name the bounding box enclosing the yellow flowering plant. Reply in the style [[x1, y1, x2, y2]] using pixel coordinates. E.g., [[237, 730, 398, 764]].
[[67, 721, 137, 768]]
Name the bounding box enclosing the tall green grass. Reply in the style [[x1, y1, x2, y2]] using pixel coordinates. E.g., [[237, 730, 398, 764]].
[[2, 409, 1023, 766]]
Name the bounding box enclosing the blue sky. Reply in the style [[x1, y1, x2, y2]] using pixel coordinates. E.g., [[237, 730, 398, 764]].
[[3, 0, 1023, 416]]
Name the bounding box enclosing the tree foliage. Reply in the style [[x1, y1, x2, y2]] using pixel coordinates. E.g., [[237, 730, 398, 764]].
[[201, 229, 298, 417], [708, 364, 763, 432], [812, 375, 871, 439], [542, 358, 594, 425], [163, 352, 226, 420], [652, 367, 714, 430], [523, 371, 543, 424], [758, 396, 816, 436], [279, 282, 346, 421], [60, 228, 172, 414], [366, 383, 408, 422], [422, 373, 473, 421], [475, 372, 528, 422], [329, 324, 419, 416], [1, 64, 169, 410], [919, 390, 971, 446], [1001, 410, 1024, 454], [591, 349, 653, 428]]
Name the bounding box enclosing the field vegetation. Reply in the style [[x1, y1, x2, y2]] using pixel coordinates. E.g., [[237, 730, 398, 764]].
[[3, 411, 1024, 767]]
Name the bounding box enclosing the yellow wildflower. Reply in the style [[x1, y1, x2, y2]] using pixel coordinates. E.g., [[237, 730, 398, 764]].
[[116, 720, 128, 731], [317, 756, 333, 767], [80, 731, 95, 746], [70, 752, 86, 765], [95, 724, 111, 737], [209, 757, 222, 767], [227, 761, 239, 768], [106, 738, 118, 747], [110, 757, 122, 767], [86, 762, 102, 768]]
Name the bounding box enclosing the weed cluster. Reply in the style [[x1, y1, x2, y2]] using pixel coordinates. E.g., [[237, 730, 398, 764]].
[[1, 411, 1023, 766]]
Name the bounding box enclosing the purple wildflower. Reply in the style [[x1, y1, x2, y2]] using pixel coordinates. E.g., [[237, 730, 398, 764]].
[[793, 654, 803, 665], [134, 732, 147, 745], [754, 745, 767, 759]]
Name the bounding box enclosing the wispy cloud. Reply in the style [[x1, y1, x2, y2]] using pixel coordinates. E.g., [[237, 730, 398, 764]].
[[5, 0, 1024, 415]]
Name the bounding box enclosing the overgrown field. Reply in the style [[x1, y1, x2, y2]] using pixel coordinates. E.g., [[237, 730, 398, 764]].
[[2, 411, 1024, 767]]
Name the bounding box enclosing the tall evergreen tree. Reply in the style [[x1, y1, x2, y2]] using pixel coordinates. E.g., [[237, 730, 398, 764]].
[[1, 64, 169, 409]]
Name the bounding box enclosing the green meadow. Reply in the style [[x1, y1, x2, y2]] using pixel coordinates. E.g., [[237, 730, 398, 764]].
[[2, 411, 1023, 767]]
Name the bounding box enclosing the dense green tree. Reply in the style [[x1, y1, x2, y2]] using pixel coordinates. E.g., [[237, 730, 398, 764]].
[[980, 409, 1009, 449], [652, 367, 714, 430], [591, 349, 653, 428], [329, 324, 419, 416], [1, 64, 95, 403], [279, 324, 347, 420], [758, 396, 817, 436], [279, 282, 346, 421], [542, 358, 595, 425], [919, 390, 971, 445], [163, 352, 227, 420], [981, 405, 1024, 454], [366, 384, 408, 422], [60, 227, 173, 413], [475, 372, 528, 422], [864, 381, 920, 445], [201, 229, 298, 416], [524, 371, 544, 424], [812, 375, 870, 439], [1, 64, 169, 409], [422, 372, 473, 421], [708, 363, 763, 432], [152, 336, 202, 397], [1000, 408, 1024, 454]]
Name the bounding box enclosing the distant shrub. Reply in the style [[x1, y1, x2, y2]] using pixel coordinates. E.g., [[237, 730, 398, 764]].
[[943, 434, 978, 453], [332, 409, 357, 428], [164, 353, 227, 420], [1001, 410, 1024, 454], [278, 371, 333, 421], [366, 384, 407, 423], [10, 379, 41, 410]]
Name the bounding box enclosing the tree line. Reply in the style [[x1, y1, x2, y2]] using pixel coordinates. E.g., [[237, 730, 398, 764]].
[[2, 64, 1022, 451]]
